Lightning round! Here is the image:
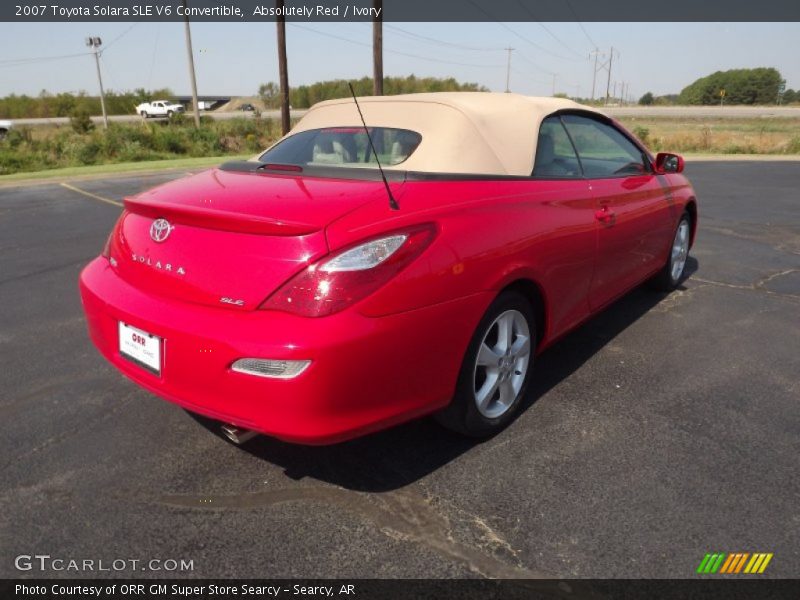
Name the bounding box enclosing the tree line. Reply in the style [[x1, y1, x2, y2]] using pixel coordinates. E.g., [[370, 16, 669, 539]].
[[0, 88, 175, 119], [1, 76, 486, 119], [677, 68, 786, 105], [638, 68, 796, 106], [258, 75, 488, 109], [4, 69, 794, 119]]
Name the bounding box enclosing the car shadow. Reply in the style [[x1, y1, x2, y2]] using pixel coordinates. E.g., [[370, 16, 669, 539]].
[[191, 257, 700, 493]]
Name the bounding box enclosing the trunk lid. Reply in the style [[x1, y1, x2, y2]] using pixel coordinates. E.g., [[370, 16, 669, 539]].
[[110, 168, 391, 310]]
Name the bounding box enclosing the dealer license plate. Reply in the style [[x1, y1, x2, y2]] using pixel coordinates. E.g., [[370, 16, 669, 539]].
[[118, 322, 162, 376]]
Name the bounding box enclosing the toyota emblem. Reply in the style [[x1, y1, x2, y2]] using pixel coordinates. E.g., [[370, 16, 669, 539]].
[[149, 218, 173, 243]]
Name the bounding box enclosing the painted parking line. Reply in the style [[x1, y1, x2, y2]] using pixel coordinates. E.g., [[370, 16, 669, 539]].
[[59, 182, 123, 208]]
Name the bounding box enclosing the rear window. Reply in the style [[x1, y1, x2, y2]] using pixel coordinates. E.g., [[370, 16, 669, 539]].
[[258, 127, 422, 168]]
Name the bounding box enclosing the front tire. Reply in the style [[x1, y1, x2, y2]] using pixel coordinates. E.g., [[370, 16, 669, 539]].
[[650, 211, 691, 291], [436, 291, 535, 437]]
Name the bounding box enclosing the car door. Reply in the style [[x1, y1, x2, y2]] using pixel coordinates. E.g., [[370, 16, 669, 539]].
[[528, 115, 597, 336], [560, 113, 670, 310]]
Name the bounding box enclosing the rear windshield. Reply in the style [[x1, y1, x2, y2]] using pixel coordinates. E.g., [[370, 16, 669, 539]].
[[258, 127, 422, 168]]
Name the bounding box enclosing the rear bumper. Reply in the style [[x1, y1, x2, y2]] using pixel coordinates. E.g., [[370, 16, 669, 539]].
[[79, 257, 488, 444]]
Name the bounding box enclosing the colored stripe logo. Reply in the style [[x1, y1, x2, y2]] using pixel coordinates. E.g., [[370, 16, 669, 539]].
[[697, 552, 773, 574]]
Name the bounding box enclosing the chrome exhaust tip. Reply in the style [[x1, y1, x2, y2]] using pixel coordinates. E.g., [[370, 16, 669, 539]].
[[220, 424, 258, 445]]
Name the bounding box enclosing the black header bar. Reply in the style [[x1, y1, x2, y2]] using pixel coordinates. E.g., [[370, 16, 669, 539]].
[[4, 0, 800, 22]]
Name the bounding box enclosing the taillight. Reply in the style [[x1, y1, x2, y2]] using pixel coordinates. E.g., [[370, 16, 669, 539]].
[[260, 224, 437, 317]]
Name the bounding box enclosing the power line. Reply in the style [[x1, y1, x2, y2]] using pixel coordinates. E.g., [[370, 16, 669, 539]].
[[0, 23, 137, 72], [0, 52, 89, 67], [513, 0, 587, 59], [564, 0, 599, 49], [290, 24, 504, 69], [102, 22, 140, 53], [511, 66, 581, 93], [1, 24, 136, 65], [509, 68, 554, 87], [99, 53, 121, 92], [497, 22, 580, 62], [384, 25, 505, 52], [535, 23, 586, 59], [513, 50, 555, 76], [465, 0, 582, 63]]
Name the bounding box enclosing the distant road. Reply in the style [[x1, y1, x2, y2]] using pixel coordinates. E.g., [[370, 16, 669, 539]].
[[8, 105, 800, 126], [605, 106, 800, 118], [11, 110, 308, 127]]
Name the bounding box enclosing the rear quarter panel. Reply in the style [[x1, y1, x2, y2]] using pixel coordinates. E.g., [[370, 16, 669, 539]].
[[325, 178, 598, 346]]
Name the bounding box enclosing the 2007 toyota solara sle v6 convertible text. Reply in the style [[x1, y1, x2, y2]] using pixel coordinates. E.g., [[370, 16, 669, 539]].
[[79, 92, 697, 445]]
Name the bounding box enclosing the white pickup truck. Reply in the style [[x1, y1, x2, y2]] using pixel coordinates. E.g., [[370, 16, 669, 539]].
[[0, 119, 11, 139], [135, 100, 185, 119]]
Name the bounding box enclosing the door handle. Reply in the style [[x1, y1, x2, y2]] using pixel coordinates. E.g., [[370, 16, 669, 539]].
[[594, 206, 616, 224]]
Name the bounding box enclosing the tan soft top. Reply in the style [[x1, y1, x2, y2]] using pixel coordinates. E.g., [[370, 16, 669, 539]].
[[280, 92, 605, 176]]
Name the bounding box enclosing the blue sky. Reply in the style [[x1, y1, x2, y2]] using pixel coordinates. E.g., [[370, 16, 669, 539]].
[[1, 22, 798, 99]]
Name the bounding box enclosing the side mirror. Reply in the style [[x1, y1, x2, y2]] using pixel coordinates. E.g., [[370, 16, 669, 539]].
[[655, 152, 684, 174]]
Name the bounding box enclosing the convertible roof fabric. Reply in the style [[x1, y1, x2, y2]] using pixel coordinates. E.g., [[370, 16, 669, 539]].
[[281, 92, 605, 176]]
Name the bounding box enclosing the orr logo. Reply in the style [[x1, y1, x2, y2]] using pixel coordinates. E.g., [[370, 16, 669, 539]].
[[697, 552, 773, 574]]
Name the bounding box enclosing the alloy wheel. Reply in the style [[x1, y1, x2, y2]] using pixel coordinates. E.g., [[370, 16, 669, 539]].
[[473, 309, 531, 419], [671, 219, 690, 282]]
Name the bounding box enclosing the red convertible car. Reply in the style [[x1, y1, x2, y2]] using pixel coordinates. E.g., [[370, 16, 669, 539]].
[[79, 93, 697, 445]]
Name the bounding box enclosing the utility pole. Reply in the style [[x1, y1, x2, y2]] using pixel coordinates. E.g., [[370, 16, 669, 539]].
[[589, 49, 600, 101], [605, 47, 615, 106], [612, 81, 617, 103], [85, 37, 108, 130], [372, 0, 383, 95], [182, 0, 200, 129], [276, 0, 290, 135], [504, 47, 514, 93], [551, 74, 557, 96]]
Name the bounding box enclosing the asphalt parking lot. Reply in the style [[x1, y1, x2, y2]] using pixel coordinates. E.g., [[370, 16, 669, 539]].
[[0, 162, 798, 579]]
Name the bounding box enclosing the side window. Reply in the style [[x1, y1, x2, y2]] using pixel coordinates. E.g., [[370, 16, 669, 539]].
[[561, 114, 649, 178], [532, 116, 582, 178]]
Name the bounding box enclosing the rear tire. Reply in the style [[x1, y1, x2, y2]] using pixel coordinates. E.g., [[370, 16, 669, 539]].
[[140, 111, 148, 118], [435, 291, 535, 438], [650, 211, 691, 291]]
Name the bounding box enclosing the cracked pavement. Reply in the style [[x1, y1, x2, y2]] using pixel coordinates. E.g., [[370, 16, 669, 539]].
[[0, 162, 798, 579]]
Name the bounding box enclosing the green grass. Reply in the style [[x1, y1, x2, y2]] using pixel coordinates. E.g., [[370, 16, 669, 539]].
[[0, 155, 248, 185], [0, 117, 281, 176]]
